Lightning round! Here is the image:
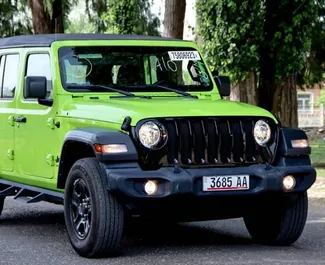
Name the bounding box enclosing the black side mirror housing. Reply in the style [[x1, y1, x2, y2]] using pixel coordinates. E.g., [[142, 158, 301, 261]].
[[24, 76, 47, 99], [212, 70, 219, 76], [214, 76, 231, 97]]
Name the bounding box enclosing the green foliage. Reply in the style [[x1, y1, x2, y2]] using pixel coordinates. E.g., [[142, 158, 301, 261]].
[[0, 1, 32, 37], [267, 0, 318, 81], [196, 0, 319, 86], [85, 0, 108, 32], [298, 1, 325, 87], [102, 0, 160, 35], [65, 16, 96, 33], [196, 0, 264, 83], [85, 0, 160, 34]]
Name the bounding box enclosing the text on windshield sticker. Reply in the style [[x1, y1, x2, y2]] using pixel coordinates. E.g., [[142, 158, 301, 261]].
[[168, 51, 201, 61]]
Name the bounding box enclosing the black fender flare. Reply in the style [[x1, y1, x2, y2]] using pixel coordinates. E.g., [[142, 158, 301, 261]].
[[57, 128, 138, 189], [60, 127, 138, 161], [277, 127, 311, 157]]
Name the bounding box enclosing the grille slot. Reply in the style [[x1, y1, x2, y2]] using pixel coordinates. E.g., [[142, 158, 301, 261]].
[[157, 117, 276, 167], [205, 120, 219, 163], [165, 120, 179, 164], [191, 120, 205, 163]]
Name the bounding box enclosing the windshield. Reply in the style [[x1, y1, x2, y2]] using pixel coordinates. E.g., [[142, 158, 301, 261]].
[[58, 46, 213, 93]]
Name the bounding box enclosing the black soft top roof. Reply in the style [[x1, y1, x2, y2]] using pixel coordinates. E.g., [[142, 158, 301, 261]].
[[0, 33, 184, 48]]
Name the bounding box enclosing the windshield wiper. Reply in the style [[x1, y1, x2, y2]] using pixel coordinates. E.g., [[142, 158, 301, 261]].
[[148, 84, 198, 99], [67, 84, 136, 97]]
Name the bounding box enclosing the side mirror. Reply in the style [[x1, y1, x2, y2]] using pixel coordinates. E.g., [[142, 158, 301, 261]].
[[214, 76, 231, 97], [24, 76, 47, 99], [212, 70, 219, 76]]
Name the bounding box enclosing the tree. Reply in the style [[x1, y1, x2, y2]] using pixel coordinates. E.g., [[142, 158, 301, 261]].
[[163, 0, 186, 38], [66, 17, 96, 33], [196, 0, 263, 105], [102, 0, 160, 35], [85, 0, 108, 32], [27, 0, 76, 33], [298, 0, 325, 87], [197, 0, 319, 127], [85, 0, 160, 35], [0, 1, 32, 37], [258, 0, 318, 127]]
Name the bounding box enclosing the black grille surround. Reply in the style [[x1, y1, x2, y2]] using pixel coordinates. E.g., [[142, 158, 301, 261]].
[[131, 116, 279, 170]]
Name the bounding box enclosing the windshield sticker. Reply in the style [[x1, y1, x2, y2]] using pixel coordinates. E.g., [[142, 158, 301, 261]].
[[78, 54, 103, 59], [168, 51, 201, 61]]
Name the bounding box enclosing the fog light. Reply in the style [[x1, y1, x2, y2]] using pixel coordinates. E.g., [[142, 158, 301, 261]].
[[144, 180, 158, 195], [283, 175, 296, 191]]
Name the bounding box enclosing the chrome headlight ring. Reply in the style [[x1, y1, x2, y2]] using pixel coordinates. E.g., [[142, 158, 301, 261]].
[[253, 120, 271, 146], [137, 120, 168, 150]]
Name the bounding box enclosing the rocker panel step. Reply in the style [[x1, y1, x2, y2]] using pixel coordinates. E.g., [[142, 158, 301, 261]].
[[0, 178, 64, 205]]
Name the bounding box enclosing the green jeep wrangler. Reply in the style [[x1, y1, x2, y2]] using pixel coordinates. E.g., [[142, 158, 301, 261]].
[[0, 34, 316, 258]]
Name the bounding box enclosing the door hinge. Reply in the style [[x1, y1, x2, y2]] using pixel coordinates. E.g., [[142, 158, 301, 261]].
[[7, 149, 14, 160], [46, 154, 55, 166], [47, 118, 60, 129], [8, 116, 14, 126]]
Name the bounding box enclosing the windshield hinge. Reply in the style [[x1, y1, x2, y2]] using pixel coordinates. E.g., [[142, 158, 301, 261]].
[[121, 116, 132, 131]]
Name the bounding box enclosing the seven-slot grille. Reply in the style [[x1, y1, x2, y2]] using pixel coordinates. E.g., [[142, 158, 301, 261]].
[[156, 117, 274, 166]]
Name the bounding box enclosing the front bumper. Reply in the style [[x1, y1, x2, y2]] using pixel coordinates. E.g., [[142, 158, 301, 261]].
[[106, 163, 316, 199]]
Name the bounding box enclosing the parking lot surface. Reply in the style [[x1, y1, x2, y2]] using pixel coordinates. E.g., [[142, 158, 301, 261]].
[[1, 197, 325, 265]]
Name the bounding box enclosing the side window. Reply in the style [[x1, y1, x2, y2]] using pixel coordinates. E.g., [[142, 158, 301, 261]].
[[1, 54, 19, 99], [25, 53, 52, 98]]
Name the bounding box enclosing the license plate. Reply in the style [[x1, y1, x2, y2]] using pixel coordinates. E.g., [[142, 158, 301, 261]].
[[202, 175, 249, 191]]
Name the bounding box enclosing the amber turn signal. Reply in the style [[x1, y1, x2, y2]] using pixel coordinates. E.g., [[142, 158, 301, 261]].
[[291, 139, 309, 148], [94, 144, 128, 153]]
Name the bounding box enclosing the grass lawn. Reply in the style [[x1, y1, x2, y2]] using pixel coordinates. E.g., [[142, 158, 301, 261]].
[[310, 140, 324, 165], [316, 168, 325, 178], [310, 140, 325, 178]]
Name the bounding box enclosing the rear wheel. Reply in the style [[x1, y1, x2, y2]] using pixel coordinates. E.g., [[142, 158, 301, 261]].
[[64, 158, 124, 258], [243, 191, 308, 246]]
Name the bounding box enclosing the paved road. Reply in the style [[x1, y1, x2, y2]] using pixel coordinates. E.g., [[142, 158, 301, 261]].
[[0, 197, 325, 265]]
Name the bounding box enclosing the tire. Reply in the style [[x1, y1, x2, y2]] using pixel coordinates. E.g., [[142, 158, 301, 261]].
[[0, 197, 4, 216], [243, 191, 308, 246], [64, 157, 124, 258]]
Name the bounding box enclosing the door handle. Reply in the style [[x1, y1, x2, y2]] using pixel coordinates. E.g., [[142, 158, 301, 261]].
[[14, 116, 27, 123]]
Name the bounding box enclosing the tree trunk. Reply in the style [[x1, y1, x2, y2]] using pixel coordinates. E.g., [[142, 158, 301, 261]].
[[163, 0, 186, 39], [52, 0, 64, 33], [230, 71, 258, 105], [257, 0, 278, 111], [272, 75, 298, 128], [28, 0, 64, 34], [28, 0, 52, 33]]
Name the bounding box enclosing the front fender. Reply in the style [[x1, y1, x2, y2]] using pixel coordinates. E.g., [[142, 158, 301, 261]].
[[277, 127, 311, 157], [273, 126, 313, 167], [62, 127, 138, 161]]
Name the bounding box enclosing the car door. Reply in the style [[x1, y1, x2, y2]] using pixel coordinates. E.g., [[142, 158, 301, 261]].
[[0, 52, 20, 173], [14, 50, 57, 179]]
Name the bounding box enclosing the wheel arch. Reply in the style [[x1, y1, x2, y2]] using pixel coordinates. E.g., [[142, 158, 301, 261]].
[[57, 127, 138, 189]]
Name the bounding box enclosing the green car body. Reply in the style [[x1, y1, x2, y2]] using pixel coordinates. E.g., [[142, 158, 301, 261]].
[[0, 34, 316, 258]]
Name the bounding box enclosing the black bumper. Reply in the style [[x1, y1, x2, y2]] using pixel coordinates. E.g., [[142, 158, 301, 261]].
[[106, 163, 316, 199]]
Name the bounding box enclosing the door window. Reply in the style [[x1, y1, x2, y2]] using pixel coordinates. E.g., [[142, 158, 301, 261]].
[[0, 54, 19, 99], [25, 53, 52, 98]]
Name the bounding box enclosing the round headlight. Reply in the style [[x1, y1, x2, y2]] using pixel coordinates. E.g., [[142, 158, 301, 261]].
[[138, 121, 168, 149], [254, 120, 271, 146]]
